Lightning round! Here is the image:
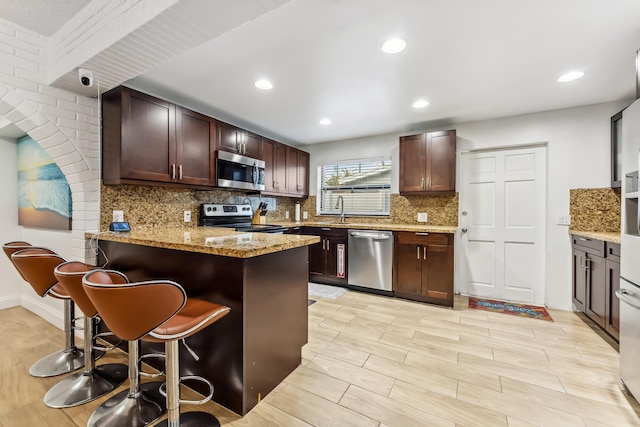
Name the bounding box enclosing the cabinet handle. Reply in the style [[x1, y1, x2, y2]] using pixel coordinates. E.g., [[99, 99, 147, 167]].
[[424, 246, 427, 259], [179, 164, 183, 180], [415, 232, 429, 236], [417, 247, 420, 260], [585, 257, 590, 270], [421, 177, 425, 190], [171, 164, 176, 180], [427, 177, 431, 189]]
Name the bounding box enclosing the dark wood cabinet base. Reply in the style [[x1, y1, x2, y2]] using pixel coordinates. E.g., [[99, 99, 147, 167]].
[[98, 241, 308, 415]]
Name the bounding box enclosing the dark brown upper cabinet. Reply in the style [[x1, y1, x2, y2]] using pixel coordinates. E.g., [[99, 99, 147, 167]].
[[399, 129, 456, 194], [260, 137, 309, 198], [611, 110, 622, 188], [102, 87, 217, 188], [217, 121, 260, 158]]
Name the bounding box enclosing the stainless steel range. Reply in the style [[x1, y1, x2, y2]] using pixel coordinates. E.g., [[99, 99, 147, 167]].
[[198, 203, 287, 233]]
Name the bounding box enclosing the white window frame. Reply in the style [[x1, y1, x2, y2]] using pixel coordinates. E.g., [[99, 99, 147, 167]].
[[316, 156, 391, 217]]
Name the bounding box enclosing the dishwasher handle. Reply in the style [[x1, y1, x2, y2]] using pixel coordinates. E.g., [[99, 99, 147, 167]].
[[349, 231, 391, 240], [616, 288, 640, 310]]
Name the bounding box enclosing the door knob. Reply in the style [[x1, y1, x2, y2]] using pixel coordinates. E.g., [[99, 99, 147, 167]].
[[461, 227, 468, 233]]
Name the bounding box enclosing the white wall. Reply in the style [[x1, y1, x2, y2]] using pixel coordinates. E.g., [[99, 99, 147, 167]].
[[0, 137, 22, 308], [304, 100, 630, 310]]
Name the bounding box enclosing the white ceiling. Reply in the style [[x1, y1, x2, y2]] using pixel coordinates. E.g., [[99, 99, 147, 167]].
[[2, 0, 640, 145]]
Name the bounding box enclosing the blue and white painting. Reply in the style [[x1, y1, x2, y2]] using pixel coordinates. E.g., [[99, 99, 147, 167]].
[[17, 136, 72, 230]]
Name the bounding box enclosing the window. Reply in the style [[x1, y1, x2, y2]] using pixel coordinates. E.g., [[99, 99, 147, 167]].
[[317, 157, 391, 216]]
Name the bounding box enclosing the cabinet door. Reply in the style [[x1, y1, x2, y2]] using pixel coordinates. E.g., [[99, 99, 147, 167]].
[[422, 244, 454, 304], [308, 239, 325, 280], [285, 146, 297, 195], [325, 233, 348, 283], [394, 242, 422, 295], [426, 130, 456, 191], [175, 107, 216, 186], [121, 90, 176, 182], [261, 138, 277, 193], [585, 254, 606, 327], [273, 143, 287, 193], [399, 134, 426, 193], [572, 248, 587, 312], [296, 150, 310, 196], [605, 259, 620, 339], [217, 121, 241, 154], [243, 132, 261, 158]]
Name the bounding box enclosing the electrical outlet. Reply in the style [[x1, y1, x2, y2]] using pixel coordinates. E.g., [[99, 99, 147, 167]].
[[303, 211, 308, 220], [184, 210, 191, 222], [112, 210, 124, 222], [556, 214, 571, 226], [285, 211, 290, 219], [417, 212, 428, 222]]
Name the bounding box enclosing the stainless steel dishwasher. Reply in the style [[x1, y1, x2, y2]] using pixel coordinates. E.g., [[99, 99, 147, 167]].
[[348, 230, 393, 294]]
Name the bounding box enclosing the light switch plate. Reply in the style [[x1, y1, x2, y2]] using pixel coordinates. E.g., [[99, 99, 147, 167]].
[[303, 211, 308, 220], [285, 211, 290, 219], [417, 212, 428, 222], [556, 214, 571, 226], [112, 210, 124, 222], [184, 211, 191, 222]]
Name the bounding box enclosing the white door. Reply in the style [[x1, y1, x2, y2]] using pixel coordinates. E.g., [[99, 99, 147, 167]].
[[457, 145, 546, 305]]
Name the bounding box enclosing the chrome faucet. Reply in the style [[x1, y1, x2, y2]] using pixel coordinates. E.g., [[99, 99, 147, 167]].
[[335, 195, 345, 223]]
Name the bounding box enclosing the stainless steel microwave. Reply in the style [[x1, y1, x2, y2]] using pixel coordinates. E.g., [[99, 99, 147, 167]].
[[216, 150, 265, 191]]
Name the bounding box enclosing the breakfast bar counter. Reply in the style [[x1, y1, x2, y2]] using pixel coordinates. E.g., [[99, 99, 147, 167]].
[[87, 227, 319, 415]]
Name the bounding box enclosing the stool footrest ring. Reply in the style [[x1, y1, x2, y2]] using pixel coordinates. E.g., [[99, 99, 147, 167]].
[[159, 375, 214, 406], [139, 353, 166, 378], [93, 332, 122, 352]]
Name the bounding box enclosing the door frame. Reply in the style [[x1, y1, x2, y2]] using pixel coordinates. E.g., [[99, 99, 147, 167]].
[[455, 142, 548, 304]]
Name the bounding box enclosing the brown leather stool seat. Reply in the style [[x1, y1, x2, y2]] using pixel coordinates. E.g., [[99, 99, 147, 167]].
[[84, 269, 167, 427], [3, 243, 84, 377], [45, 261, 128, 408], [83, 270, 230, 427]]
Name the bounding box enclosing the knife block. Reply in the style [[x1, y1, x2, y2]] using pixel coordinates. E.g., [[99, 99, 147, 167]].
[[252, 209, 262, 224]]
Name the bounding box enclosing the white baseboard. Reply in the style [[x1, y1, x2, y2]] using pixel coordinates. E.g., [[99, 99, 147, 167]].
[[20, 294, 65, 330], [0, 294, 21, 310]]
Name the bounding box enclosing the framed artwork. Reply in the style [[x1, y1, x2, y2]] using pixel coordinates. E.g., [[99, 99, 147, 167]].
[[17, 136, 72, 230]]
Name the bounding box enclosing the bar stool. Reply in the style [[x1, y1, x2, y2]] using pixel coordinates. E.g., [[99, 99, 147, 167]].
[[84, 268, 167, 427], [4, 243, 84, 377], [44, 261, 128, 408], [83, 270, 230, 427]]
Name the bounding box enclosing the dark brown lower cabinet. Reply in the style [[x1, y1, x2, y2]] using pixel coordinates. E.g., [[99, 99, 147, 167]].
[[571, 235, 619, 340], [303, 227, 348, 285], [393, 232, 454, 307]]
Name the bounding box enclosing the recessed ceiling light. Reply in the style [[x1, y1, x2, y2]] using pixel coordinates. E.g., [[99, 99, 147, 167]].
[[381, 38, 406, 54], [319, 118, 332, 125], [254, 79, 273, 90], [557, 71, 584, 82], [412, 100, 429, 109]]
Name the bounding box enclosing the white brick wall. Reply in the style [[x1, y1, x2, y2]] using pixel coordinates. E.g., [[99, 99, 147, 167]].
[[0, 18, 100, 263]]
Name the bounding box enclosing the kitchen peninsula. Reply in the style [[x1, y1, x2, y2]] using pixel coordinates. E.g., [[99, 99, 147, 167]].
[[88, 228, 319, 415]]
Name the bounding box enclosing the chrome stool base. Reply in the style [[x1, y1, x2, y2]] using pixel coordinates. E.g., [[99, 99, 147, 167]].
[[29, 346, 84, 377], [155, 411, 221, 427], [44, 363, 127, 408], [87, 381, 166, 427]]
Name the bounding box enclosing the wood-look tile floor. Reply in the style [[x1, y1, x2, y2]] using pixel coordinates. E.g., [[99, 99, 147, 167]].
[[2, 291, 640, 426]]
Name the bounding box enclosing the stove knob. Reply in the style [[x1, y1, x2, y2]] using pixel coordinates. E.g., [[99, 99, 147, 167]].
[[212, 206, 217, 211], [206, 206, 212, 212]]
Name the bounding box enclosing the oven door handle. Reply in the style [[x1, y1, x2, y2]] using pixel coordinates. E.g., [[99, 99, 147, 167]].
[[616, 288, 640, 310]]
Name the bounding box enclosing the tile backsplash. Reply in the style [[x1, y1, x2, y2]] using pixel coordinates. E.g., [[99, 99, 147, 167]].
[[100, 182, 458, 230], [569, 188, 621, 233]]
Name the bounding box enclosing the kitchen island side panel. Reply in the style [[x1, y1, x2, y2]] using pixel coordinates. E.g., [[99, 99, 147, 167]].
[[97, 240, 308, 415]]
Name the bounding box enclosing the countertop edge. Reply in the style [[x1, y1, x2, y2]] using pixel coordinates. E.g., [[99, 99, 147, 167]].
[[569, 230, 620, 244]]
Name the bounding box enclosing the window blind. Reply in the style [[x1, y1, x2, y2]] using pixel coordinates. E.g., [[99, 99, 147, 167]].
[[317, 157, 391, 216]]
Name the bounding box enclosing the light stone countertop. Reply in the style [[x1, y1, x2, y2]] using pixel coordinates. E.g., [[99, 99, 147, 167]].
[[85, 227, 320, 258], [272, 221, 457, 234], [569, 229, 620, 244]]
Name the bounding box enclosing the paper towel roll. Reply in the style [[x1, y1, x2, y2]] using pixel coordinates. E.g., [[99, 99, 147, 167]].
[[295, 202, 301, 222]]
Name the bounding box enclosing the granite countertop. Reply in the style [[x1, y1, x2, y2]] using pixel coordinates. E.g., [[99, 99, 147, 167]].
[[273, 221, 457, 234], [85, 227, 320, 258], [570, 229, 620, 244]]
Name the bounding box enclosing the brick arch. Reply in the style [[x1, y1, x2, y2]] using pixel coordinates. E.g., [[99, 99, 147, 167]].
[[0, 83, 100, 261]]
